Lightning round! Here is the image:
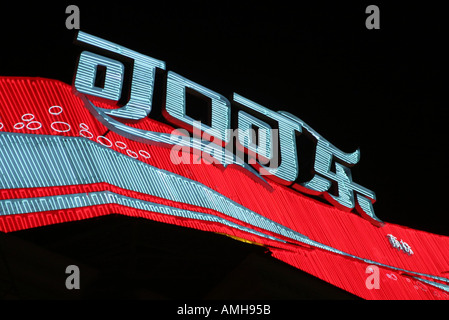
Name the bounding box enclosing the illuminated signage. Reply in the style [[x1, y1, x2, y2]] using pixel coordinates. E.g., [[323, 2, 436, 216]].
[[1, 30, 449, 300], [73, 31, 381, 226]]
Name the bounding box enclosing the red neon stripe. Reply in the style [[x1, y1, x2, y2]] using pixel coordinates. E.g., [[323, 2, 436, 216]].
[[1, 76, 449, 299]]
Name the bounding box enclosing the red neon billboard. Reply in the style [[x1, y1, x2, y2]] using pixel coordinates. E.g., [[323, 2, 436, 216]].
[[0, 4, 447, 300]]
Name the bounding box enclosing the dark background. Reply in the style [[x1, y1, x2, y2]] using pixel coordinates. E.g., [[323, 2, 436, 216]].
[[0, 1, 447, 301]]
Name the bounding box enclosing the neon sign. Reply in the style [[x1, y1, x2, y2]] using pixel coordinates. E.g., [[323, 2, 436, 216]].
[[1, 30, 449, 300], [73, 31, 382, 226]]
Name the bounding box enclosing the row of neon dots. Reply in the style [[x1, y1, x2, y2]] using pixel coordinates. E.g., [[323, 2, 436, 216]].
[[0, 105, 151, 160]]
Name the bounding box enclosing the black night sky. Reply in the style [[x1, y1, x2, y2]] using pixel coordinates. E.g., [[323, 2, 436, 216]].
[[0, 1, 448, 301]]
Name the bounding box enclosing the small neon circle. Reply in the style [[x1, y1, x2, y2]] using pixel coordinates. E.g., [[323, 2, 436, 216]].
[[14, 122, 25, 130], [0, 123, 3, 130], [79, 123, 93, 138], [415, 281, 428, 292], [97, 136, 113, 148], [49, 106, 63, 116], [51, 121, 71, 133], [80, 130, 94, 139], [26, 121, 42, 130], [139, 150, 151, 159], [126, 149, 138, 158], [115, 141, 127, 149], [21, 113, 35, 122]]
